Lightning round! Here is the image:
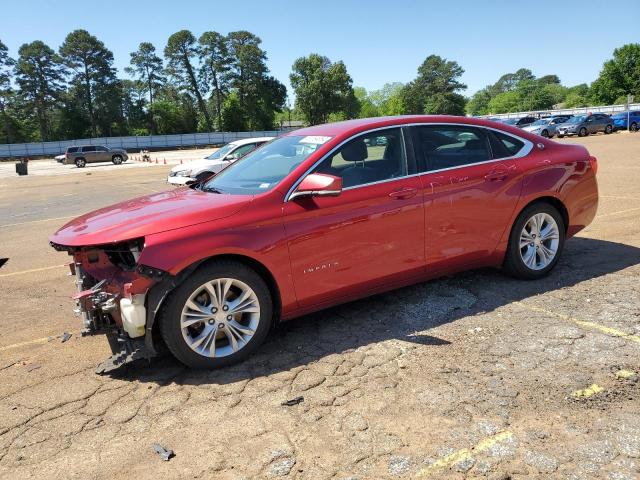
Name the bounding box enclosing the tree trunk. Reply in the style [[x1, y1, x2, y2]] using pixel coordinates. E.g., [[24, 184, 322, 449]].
[[210, 66, 222, 130], [83, 61, 96, 137], [183, 54, 212, 130]]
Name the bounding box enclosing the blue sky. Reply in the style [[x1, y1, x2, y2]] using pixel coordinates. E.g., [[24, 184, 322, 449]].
[[2, 1, 638, 99]]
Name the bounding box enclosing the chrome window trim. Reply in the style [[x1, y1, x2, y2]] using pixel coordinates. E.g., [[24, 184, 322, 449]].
[[284, 122, 533, 202]]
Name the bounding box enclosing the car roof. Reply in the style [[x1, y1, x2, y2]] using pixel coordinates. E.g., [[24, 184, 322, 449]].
[[228, 137, 275, 146], [284, 115, 534, 140]]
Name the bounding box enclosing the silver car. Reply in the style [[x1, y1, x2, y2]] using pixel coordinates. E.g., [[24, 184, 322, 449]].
[[521, 116, 570, 138]]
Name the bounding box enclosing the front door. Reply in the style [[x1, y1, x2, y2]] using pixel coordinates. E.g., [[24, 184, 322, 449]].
[[411, 125, 524, 273], [283, 127, 425, 309]]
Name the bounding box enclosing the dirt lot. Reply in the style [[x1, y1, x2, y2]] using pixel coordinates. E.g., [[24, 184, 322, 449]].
[[0, 133, 639, 479]]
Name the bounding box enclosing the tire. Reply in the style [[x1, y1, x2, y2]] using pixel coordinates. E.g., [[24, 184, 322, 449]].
[[604, 125, 613, 134], [578, 127, 587, 137], [159, 260, 273, 368], [557, 134, 564, 138], [503, 202, 565, 280], [630, 122, 637, 132], [541, 129, 549, 138], [195, 171, 213, 183], [75, 158, 86, 168], [112, 155, 123, 165]]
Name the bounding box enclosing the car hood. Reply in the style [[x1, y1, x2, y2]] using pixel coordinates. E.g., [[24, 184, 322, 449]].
[[50, 188, 253, 246], [171, 159, 226, 174], [522, 125, 547, 132]]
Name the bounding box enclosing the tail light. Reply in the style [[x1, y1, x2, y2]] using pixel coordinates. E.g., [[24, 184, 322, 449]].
[[589, 155, 598, 175]]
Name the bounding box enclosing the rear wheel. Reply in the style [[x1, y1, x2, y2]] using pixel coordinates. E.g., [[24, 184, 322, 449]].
[[604, 125, 613, 134], [75, 158, 86, 168], [503, 203, 565, 280], [112, 155, 123, 165], [578, 127, 587, 137], [159, 261, 273, 368], [195, 171, 213, 183]]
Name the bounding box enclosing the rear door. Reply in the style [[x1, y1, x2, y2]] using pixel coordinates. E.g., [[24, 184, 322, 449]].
[[283, 127, 425, 308], [411, 124, 527, 274], [82, 146, 97, 163], [94, 146, 109, 162]]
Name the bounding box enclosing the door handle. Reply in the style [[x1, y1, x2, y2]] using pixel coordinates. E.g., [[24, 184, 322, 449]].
[[484, 170, 508, 182], [388, 187, 418, 199]]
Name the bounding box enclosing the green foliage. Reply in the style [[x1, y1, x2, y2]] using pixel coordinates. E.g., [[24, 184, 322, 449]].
[[199, 31, 231, 130], [290, 53, 356, 125], [401, 55, 467, 115], [590, 43, 640, 104]]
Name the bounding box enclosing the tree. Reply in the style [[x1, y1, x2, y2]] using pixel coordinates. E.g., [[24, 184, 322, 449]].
[[59, 29, 118, 137], [354, 87, 379, 118], [15, 40, 65, 140], [198, 31, 231, 130], [0, 39, 16, 143], [290, 53, 356, 125], [466, 87, 493, 116], [401, 55, 467, 115], [590, 43, 640, 104], [227, 31, 286, 130], [165, 30, 212, 130], [368, 82, 405, 116], [563, 84, 590, 108], [126, 42, 164, 107], [221, 91, 245, 131]]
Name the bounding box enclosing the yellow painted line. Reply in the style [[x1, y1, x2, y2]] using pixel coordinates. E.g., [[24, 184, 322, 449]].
[[0, 331, 80, 352], [0, 264, 66, 278], [572, 383, 604, 398], [514, 302, 640, 345], [417, 431, 513, 475], [597, 206, 640, 219], [0, 215, 75, 228], [615, 369, 636, 379]]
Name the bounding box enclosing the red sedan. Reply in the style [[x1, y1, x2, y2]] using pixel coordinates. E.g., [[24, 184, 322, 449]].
[[50, 116, 599, 371]]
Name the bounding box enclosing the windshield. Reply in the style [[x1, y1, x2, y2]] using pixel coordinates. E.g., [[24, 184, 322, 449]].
[[205, 143, 235, 160], [565, 115, 586, 124], [502, 119, 518, 125], [531, 119, 551, 126], [202, 135, 332, 195]]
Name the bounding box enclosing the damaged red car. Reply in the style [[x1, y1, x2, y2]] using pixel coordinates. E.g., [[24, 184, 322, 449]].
[[50, 116, 599, 372]]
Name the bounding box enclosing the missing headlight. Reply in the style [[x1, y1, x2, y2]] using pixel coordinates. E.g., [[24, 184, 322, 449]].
[[103, 238, 144, 271]]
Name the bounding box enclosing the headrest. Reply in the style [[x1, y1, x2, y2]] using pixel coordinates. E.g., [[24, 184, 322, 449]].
[[465, 139, 484, 150], [341, 140, 368, 162]]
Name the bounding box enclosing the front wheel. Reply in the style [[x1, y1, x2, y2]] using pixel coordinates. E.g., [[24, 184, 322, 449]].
[[503, 203, 565, 280], [112, 155, 123, 165], [604, 125, 613, 134], [541, 129, 549, 138], [578, 127, 587, 137], [75, 158, 86, 168], [159, 261, 273, 368], [630, 122, 637, 132]]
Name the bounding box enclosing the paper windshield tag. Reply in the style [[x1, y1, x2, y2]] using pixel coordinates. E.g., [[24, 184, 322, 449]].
[[299, 136, 331, 145], [259, 183, 270, 189]]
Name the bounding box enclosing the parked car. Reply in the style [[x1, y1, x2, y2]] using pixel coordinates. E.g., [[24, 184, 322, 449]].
[[521, 116, 572, 138], [50, 116, 599, 371], [500, 116, 537, 128], [611, 111, 640, 132], [556, 114, 613, 137], [168, 137, 274, 185], [64, 145, 129, 168], [55, 154, 66, 163]]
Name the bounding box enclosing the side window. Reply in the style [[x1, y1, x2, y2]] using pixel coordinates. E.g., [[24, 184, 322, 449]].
[[314, 128, 407, 188], [413, 126, 491, 172], [232, 143, 257, 159], [67, 147, 78, 153], [490, 131, 525, 159], [95, 146, 108, 152], [82, 146, 96, 152]]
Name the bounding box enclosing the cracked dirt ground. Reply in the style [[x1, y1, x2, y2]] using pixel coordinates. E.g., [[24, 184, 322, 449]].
[[1, 134, 639, 479]]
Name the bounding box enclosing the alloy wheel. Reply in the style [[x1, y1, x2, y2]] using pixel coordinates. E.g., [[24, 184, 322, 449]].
[[519, 213, 560, 271], [180, 278, 260, 358]]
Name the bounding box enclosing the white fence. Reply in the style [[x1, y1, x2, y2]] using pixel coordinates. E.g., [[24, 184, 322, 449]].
[[0, 130, 281, 158], [479, 102, 640, 120]]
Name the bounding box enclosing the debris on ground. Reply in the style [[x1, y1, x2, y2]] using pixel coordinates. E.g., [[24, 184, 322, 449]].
[[152, 443, 174, 461], [281, 396, 304, 406], [61, 332, 72, 343], [0, 258, 8, 269]]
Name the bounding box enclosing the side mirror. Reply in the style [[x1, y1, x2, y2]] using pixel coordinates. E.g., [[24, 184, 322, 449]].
[[289, 173, 342, 201]]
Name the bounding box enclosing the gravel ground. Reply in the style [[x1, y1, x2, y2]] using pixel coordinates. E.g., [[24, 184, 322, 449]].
[[0, 132, 639, 479]]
